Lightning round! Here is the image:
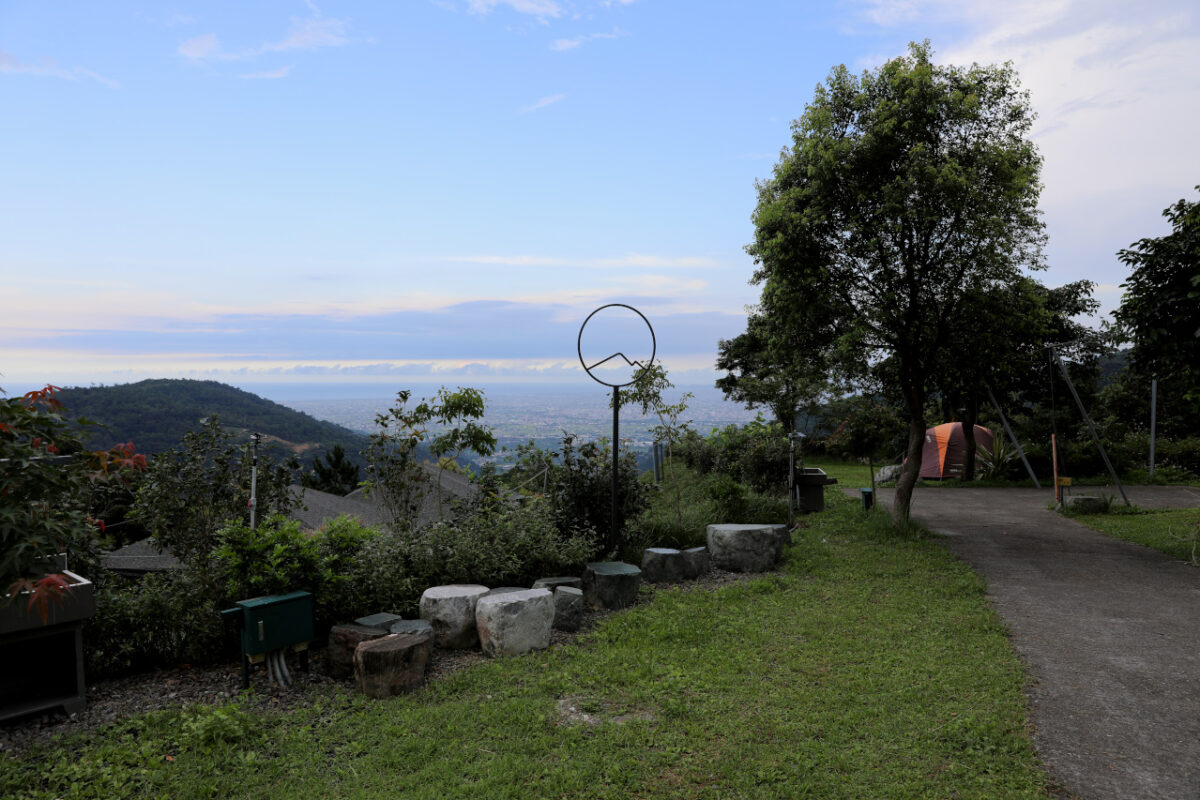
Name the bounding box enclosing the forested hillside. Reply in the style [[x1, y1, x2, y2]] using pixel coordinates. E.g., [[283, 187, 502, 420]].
[[57, 379, 368, 468]]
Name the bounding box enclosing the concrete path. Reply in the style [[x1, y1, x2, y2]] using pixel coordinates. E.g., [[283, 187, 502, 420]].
[[861, 485, 1200, 800]]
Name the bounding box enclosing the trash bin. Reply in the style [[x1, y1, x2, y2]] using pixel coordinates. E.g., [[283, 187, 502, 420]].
[[794, 468, 838, 513], [860, 488, 874, 511]]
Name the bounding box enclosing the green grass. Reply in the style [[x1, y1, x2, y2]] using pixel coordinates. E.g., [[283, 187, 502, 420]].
[[1, 494, 1056, 799], [1074, 507, 1200, 564], [803, 455, 875, 488]]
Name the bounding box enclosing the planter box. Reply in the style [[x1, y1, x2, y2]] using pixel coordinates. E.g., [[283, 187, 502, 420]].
[[0, 570, 95, 722]]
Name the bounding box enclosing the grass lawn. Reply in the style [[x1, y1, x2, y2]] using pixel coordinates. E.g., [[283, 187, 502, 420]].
[[1, 493, 1055, 799], [1073, 507, 1200, 564]]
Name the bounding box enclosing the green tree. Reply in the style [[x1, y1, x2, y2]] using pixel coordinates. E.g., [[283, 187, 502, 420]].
[[615, 364, 694, 526], [715, 313, 833, 433], [130, 416, 299, 569], [824, 395, 905, 492], [363, 387, 496, 529], [1112, 188, 1200, 430], [301, 444, 361, 496], [747, 41, 1045, 522]]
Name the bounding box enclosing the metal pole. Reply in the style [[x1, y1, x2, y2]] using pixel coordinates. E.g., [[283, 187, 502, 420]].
[[250, 432, 260, 530], [985, 385, 1041, 489], [612, 386, 619, 551], [1049, 347, 1129, 506], [787, 434, 795, 528], [1149, 378, 1157, 480]]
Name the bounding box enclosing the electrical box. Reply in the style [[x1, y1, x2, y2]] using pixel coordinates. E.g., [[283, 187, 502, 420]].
[[221, 591, 313, 687]]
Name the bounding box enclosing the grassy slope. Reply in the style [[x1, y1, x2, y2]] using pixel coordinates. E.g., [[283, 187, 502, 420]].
[[3, 493, 1053, 799], [1073, 508, 1200, 564]]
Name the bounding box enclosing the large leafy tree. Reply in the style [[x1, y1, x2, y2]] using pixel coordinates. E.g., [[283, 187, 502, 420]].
[[715, 313, 833, 433], [1112, 188, 1200, 430], [748, 42, 1046, 521]]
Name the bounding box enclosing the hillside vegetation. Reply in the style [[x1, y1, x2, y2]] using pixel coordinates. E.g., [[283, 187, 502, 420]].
[[57, 379, 367, 469]]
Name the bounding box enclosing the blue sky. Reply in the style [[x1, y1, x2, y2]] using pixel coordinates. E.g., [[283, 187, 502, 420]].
[[3, 0, 1198, 400]]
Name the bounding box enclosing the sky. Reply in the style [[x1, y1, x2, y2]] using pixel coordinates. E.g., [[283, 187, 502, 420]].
[[3, 0, 1198, 401]]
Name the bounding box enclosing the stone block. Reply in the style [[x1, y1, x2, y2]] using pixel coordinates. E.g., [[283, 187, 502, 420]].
[[327, 623, 388, 679], [419, 584, 490, 649], [532, 576, 583, 592], [475, 588, 554, 657], [389, 618, 434, 638], [355, 612, 403, 630], [553, 586, 584, 632], [484, 587, 527, 598], [641, 547, 685, 583], [353, 632, 433, 698], [706, 524, 784, 572], [582, 562, 641, 610], [681, 546, 710, 579]]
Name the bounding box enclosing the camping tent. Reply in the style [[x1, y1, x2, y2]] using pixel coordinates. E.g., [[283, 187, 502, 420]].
[[920, 422, 994, 479]]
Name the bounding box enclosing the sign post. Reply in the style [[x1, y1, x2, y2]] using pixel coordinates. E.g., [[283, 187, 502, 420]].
[[577, 304, 656, 552]]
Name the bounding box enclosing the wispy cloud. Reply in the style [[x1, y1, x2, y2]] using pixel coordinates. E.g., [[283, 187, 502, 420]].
[[178, 9, 350, 63], [550, 28, 625, 51], [0, 51, 119, 88], [466, 0, 563, 19], [447, 253, 720, 268], [240, 64, 295, 80], [517, 93, 565, 113]]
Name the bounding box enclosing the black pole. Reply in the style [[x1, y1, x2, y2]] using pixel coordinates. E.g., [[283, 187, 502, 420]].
[[985, 384, 1041, 488], [612, 385, 619, 551], [1049, 347, 1129, 506], [1150, 378, 1157, 480]]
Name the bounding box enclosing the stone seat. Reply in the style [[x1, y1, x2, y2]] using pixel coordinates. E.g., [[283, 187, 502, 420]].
[[681, 546, 710, 579], [475, 588, 554, 657], [641, 547, 685, 583], [582, 562, 641, 610], [706, 524, 788, 572], [354, 631, 433, 698], [419, 584, 489, 649], [552, 586, 584, 632], [532, 576, 583, 592], [327, 623, 388, 679]]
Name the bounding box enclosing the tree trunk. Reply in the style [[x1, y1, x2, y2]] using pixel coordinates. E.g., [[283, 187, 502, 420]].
[[894, 402, 926, 525], [961, 398, 979, 481]]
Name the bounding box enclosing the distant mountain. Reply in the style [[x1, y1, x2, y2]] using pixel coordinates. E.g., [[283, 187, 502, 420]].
[[56, 379, 369, 469]]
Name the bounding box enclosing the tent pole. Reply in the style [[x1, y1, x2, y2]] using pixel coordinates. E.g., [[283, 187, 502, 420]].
[[985, 385, 1040, 489], [1048, 347, 1129, 506]]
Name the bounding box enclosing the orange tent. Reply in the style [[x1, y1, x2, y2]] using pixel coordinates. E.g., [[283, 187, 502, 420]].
[[919, 422, 994, 479]]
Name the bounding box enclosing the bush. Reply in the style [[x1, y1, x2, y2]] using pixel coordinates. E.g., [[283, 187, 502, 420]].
[[86, 569, 228, 678], [346, 498, 594, 616], [677, 418, 791, 494]]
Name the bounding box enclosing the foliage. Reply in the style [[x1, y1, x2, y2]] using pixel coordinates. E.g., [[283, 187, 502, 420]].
[[363, 387, 496, 529], [300, 444, 360, 496], [1074, 508, 1200, 566], [1111, 188, 1200, 431], [823, 396, 905, 488], [1, 385, 145, 613], [747, 41, 1045, 522], [85, 569, 228, 678], [55, 379, 367, 467], [676, 417, 791, 495], [504, 433, 650, 558], [614, 364, 694, 527], [129, 415, 299, 569], [715, 312, 835, 432]]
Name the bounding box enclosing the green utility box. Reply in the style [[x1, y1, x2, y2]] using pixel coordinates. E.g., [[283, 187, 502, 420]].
[[222, 591, 313, 688]]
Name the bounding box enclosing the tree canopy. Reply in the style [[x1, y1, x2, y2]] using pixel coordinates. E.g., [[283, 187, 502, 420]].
[[1112, 188, 1200, 428], [747, 41, 1046, 521]]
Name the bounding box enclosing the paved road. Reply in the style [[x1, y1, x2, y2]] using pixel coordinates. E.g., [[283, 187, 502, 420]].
[[862, 486, 1200, 800]]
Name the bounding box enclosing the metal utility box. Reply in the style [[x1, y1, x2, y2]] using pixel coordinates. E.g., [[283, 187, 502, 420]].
[[794, 468, 838, 513], [221, 591, 313, 687]]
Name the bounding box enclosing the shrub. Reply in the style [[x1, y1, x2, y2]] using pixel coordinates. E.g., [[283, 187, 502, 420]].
[[85, 569, 228, 678]]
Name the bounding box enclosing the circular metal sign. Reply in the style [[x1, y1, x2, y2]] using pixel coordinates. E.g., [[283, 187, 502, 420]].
[[577, 304, 656, 388]]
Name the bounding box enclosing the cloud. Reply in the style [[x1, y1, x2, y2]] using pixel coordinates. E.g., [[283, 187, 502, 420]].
[[549, 28, 624, 51], [179, 11, 350, 63], [466, 0, 563, 19], [517, 93, 565, 113], [446, 253, 719, 269], [0, 50, 119, 88], [240, 64, 295, 80]]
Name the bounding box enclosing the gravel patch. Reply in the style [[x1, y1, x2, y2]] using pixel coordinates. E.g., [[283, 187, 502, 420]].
[[0, 566, 763, 756]]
